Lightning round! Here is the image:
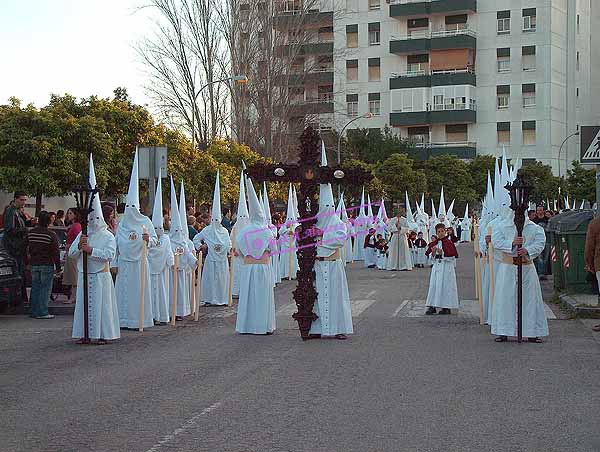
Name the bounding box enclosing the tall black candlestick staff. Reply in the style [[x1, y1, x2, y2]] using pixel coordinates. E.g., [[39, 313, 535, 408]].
[[506, 174, 531, 343], [73, 182, 99, 344]]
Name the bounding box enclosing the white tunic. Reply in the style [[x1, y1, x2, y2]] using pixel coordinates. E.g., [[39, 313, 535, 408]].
[[386, 217, 413, 271], [194, 226, 231, 306], [230, 221, 246, 297], [460, 218, 471, 242], [114, 217, 157, 329], [70, 230, 120, 340], [363, 234, 378, 267], [235, 223, 276, 334], [425, 251, 459, 309], [278, 224, 299, 280], [169, 238, 197, 316], [491, 221, 549, 338], [309, 226, 353, 336], [352, 217, 368, 261], [148, 234, 174, 323], [343, 222, 355, 263]]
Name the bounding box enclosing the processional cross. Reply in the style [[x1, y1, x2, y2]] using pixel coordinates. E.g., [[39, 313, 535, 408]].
[[246, 127, 372, 340]]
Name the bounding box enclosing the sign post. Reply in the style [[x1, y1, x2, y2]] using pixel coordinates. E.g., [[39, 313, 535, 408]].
[[579, 126, 600, 216], [139, 146, 168, 215]]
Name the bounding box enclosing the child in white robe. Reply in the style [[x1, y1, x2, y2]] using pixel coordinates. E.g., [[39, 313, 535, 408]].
[[425, 223, 459, 315]]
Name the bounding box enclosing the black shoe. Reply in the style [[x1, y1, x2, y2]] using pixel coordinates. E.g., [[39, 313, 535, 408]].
[[438, 308, 451, 315], [425, 307, 437, 315], [368, 265, 376, 269]]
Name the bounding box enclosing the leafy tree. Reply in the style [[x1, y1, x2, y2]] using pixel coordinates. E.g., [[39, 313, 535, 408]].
[[374, 153, 427, 210], [417, 155, 477, 211], [518, 162, 562, 204], [467, 155, 496, 201], [566, 161, 595, 204], [344, 126, 413, 164]]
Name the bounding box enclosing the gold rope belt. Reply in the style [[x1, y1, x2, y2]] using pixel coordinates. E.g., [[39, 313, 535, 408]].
[[244, 254, 270, 265], [316, 249, 341, 261], [501, 252, 533, 266]]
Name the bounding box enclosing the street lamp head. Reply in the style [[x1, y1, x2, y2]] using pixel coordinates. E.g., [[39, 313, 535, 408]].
[[233, 75, 248, 84]]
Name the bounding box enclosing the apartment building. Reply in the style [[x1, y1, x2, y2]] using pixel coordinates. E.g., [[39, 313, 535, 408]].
[[256, 0, 600, 173]]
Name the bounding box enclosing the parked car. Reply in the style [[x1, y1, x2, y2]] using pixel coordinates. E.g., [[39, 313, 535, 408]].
[[0, 246, 22, 314]]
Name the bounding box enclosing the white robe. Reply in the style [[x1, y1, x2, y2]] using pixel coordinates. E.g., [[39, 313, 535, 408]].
[[363, 234, 378, 267], [278, 225, 299, 280], [70, 230, 120, 340], [386, 217, 413, 271], [194, 227, 231, 306], [113, 217, 157, 329], [491, 221, 549, 338], [168, 236, 197, 317], [460, 218, 471, 242], [425, 248, 459, 309], [343, 222, 354, 263], [309, 225, 353, 336], [235, 223, 276, 334], [352, 217, 368, 261], [230, 221, 246, 297], [269, 226, 281, 287], [148, 234, 174, 323]]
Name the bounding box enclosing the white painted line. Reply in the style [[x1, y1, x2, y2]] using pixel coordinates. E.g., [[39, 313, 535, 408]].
[[146, 401, 222, 452], [366, 290, 376, 298], [392, 300, 410, 317], [543, 303, 557, 320], [351, 299, 377, 317]]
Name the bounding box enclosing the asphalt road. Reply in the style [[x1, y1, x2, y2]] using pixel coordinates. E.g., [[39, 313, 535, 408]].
[[1, 243, 599, 452]]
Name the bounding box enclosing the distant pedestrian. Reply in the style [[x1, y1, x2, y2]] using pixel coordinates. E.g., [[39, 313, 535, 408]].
[[54, 210, 65, 227], [27, 211, 61, 319], [221, 207, 233, 233], [2, 191, 32, 310], [584, 215, 600, 332], [62, 208, 82, 303]]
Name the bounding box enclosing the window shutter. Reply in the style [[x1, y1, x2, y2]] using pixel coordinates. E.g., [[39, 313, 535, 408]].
[[346, 94, 358, 102], [368, 57, 380, 67], [497, 48, 511, 58], [523, 8, 536, 16], [368, 93, 380, 101], [522, 84, 536, 93], [445, 14, 467, 25], [368, 22, 380, 32], [407, 54, 429, 64], [497, 85, 511, 95], [346, 24, 358, 33], [408, 18, 429, 28], [497, 122, 511, 132], [346, 60, 358, 68], [522, 121, 536, 130], [522, 45, 536, 55], [446, 124, 467, 133], [497, 10, 511, 19]]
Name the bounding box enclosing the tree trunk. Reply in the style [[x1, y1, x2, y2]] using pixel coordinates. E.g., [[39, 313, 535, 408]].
[[35, 192, 43, 217]]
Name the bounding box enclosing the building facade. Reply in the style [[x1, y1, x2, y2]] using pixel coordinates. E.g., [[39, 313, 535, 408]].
[[261, 0, 600, 172]]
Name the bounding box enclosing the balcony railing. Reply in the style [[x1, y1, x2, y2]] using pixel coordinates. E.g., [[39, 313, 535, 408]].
[[391, 67, 474, 79], [292, 94, 334, 105], [391, 28, 477, 41], [414, 141, 476, 149]]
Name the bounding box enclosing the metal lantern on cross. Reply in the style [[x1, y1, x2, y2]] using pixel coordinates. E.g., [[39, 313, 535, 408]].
[[73, 180, 99, 344], [506, 173, 531, 343]]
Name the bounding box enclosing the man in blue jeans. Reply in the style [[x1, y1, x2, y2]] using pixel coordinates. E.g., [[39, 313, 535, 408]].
[[27, 211, 61, 319]]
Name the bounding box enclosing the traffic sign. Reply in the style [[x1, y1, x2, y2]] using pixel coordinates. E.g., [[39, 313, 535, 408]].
[[580, 126, 600, 164]]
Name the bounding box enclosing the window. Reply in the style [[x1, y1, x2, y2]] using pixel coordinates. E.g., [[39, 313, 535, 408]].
[[433, 94, 444, 111], [445, 14, 468, 31], [497, 11, 510, 34], [346, 59, 358, 82], [408, 126, 430, 145], [576, 51, 580, 71], [368, 93, 380, 116], [368, 0, 380, 10], [291, 58, 304, 73], [522, 121, 536, 145], [522, 46, 536, 71], [522, 84, 536, 108], [318, 26, 334, 43], [346, 24, 358, 48], [446, 124, 468, 142], [497, 122, 510, 145], [407, 18, 429, 38], [497, 48, 511, 72], [523, 8, 536, 32], [368, 58, 380, 82], [497, 85, 510, 109], [318, 85, 333, 102], [368, 23, 380, 46], [577, 14, 580, 33], [407, 54, 429, 74], [346, 94, 358, 117]]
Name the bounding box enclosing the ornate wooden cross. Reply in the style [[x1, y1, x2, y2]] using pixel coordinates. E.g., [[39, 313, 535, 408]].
[[246, 127, 373, 340]]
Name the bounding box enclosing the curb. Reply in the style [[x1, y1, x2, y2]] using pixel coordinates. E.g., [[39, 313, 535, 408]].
[[559, 294, 600, 317]]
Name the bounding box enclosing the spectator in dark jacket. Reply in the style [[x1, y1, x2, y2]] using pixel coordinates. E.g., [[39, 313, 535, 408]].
[[584, 216, 600, 332], [27, 211, 61, 319]]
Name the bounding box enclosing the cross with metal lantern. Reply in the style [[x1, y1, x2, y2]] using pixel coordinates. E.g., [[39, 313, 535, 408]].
[[245, 127, 372, 340]]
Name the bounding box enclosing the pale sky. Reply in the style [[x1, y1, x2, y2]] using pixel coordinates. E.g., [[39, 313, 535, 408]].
[[0, 0, 153, 107]]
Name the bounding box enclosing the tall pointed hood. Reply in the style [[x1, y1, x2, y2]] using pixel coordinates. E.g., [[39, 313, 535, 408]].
[[381, 198, 388, 222], [493, 157, 501, 212], [123, 149, 147, 226], [88, 154, 107, 234], [316, 182, 336, 229], [405, 191, 414, 223], [338, 194, 350, 222], [151, 177, 164, 233], [463, 203, 469, 221], [438, 187, 447, 217], [211, 171, 222, 224], [169, 177, 186, 244], [321, 140, 328, 167], [420, 193, 425, 213], [431, 198, 437, 219], [358, 187, 367, 218], [237, 168, 249, 220], [501, 146, 510, 187], [285, 184, 296, 223], [367, 194, 374, 220], [292, 185, 300, 220], [262, 182, 273, 223], [246, 177, 266, 225], [179, 180, 188, 235], [447, 199, 455, 222]]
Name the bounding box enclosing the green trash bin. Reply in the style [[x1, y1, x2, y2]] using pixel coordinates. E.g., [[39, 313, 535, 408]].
[[555, 210, 595, 294], [547, 212, 571, 291]]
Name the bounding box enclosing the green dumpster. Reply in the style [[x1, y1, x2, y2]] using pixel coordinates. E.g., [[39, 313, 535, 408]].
[[547, 212, 573, 291], [554, 210, 595, 294]]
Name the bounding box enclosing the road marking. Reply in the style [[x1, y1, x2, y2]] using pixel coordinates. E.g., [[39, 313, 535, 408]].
[[392, 300, 410, 317], [277, 297, 377, 318], [145, 401, 222, 452]]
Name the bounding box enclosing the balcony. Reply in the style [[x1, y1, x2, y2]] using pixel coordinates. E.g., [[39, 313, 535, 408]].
[[390, 0, 477, 17], [390, 29, 477, 54], [390, 67, 476, 89], [278, 41, 334, 57], [274, 10, 333, 27], [289, 94, 334, 117], [409, 141, 477, 160], [390, 102, 477, 126], [280, 69, 335, 86]]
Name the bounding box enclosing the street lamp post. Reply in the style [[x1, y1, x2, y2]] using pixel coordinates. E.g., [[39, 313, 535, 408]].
[[190, 75, 248, 151], [337, 112, 373, 165], [557, 130, 580, 179]]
